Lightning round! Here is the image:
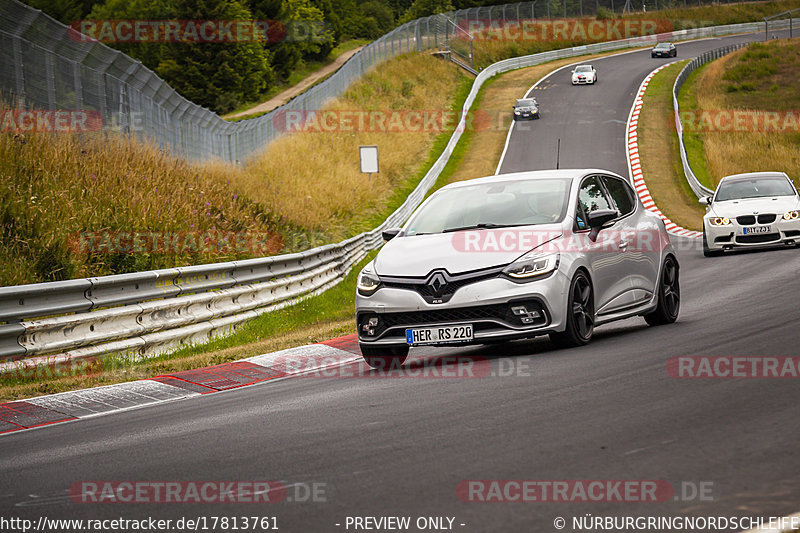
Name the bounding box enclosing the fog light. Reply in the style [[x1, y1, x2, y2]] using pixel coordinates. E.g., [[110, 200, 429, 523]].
[[511, 306, 528, 316], [367, 317, 379, 327]]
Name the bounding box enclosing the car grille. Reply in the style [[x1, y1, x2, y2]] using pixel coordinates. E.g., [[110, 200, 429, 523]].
[[736, 214, 776, 225], [380, 267, 503, 304], [358, 300, 549, 340], [735, 233, 781, 244]]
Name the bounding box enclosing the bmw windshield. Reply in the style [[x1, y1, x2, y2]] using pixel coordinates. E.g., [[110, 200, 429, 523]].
[[404, 179, 571, 236], [715, 176, 796, 201]]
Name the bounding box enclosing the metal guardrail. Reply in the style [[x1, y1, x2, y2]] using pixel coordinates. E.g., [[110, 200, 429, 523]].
[[765, 8, 798, 40], [0, 19, 784, 372]]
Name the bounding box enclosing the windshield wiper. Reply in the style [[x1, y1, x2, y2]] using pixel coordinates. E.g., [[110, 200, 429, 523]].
[[442, 223, 524, 233]]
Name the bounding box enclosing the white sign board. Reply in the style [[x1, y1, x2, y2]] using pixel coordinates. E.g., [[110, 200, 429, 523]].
[[359, 145, 379, 174]]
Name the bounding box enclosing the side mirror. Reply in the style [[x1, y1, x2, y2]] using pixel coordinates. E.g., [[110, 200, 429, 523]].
[[382, 228, 402, 241], [698, 196, 711, 205], [587, 209, 618, 241]]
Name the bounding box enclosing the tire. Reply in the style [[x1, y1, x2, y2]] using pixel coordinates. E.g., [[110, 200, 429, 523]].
[[549, 271, 594, 348], [360, 344, 409, 369], [702, 232, 722, 257], [644, 256, 680, 326]]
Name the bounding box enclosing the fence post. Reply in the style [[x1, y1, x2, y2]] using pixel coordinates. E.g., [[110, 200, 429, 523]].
[[12, 38, 25, 108]]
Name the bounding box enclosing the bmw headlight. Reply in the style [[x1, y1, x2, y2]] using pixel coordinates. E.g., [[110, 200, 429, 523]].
[[782, 210, 800, 220], [357, 264, 381, 295], [708, 217, 731, 226], [514, 110, 520, 115], [503, 252, 560, 280]]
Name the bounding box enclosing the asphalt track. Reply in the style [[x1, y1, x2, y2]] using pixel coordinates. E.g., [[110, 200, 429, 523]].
[[1, 31, 799, 533]]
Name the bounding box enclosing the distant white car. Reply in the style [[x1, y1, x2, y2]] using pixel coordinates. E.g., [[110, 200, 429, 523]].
[[571, 65, 597, 85], [700, 172, 800, 256]]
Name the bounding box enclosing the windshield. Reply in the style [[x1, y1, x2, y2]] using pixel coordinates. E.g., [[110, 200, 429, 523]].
[[405, 178, 571, 236], [515, 99, 536, 107], [715, 176, 796, 201], [654, 43, 670, 50], [575, 66, 592, 72]]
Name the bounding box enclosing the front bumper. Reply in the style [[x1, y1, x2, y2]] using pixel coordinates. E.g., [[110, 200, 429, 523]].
[[572, 77, 594, 84], [704, 216, 800, 251], [514, 111, 538, 120], [356, 274, 569, 347]]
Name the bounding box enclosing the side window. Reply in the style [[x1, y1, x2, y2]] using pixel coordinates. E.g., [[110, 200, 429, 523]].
[[578, 176, 613, 215], [575, 200, 588, 230], [602, 176, 635, 216]]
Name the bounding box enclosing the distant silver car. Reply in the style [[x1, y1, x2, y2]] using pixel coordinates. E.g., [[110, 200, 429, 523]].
[[571, 64, 597, 85], [355, 169, 680, 368], [701, 171, 800, 256], [512, 98, 539, 120]]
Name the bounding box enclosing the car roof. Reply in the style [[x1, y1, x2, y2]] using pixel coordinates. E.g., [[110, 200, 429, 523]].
[[438, 169, 625, 191], [654, 42, 672, 47], [718, 171, 790, 183], [575, 64, 593, 68]]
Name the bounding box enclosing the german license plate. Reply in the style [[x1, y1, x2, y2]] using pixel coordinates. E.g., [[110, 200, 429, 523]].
[[742, 226, 771, 234], [406, 324, 473, 345]]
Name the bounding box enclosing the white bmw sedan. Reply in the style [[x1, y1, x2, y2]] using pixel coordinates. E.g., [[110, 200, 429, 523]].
[[355, 170, 680, 368], [701, 172, 800, 257], [571, 64, 597, 85]]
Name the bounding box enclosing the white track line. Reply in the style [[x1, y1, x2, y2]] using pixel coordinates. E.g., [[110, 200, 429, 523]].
[[626, 61, 702, 239]]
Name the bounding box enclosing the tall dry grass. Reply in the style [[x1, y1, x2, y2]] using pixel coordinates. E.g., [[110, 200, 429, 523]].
[[1, 53, 465, 286], [236, 54, 466, 231], [0, 127, 286, 286], [691, 39, 800, 188]]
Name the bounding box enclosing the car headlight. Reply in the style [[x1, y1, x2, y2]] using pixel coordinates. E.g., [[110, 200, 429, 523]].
[[708, 217, 731, 226], [514, 110, 520, 114], [782, 210, 800, 220], [357, 265, 381, 295], [503, 252, 560, 280]]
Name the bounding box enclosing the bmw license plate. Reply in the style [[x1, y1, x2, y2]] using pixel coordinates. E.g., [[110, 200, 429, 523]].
[[406, 324, 473, 345], [742, 226, 771, 234]]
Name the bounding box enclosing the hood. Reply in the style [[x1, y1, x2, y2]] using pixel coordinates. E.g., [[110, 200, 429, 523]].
[[374, 225, 563, 277], [709, 196, 800, 219]]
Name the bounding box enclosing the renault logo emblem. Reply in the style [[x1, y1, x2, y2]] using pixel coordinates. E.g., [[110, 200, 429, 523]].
[[427, 271, 448, 297]]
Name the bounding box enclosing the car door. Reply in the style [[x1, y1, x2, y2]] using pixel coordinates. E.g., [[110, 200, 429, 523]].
[[601, 175, 659, 304], [576, 175, 632, 314]]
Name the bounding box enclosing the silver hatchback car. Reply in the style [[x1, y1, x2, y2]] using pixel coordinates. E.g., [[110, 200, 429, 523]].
[[356, 169, 680, 368]]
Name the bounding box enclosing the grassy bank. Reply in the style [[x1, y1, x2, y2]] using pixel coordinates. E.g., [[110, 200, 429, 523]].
[[679, 38, 800, 190], [639, 60, 705, 231], [0, 53, 468, 287]]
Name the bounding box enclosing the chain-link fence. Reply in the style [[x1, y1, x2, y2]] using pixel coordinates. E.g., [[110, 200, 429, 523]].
[[0, 0, 773, 165]]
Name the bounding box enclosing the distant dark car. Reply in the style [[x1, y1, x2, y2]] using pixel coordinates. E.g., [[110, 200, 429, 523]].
[[651, 42, 677, 58], [513, 98, 539, 120]]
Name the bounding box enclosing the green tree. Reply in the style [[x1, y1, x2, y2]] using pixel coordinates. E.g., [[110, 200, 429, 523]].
[[400, 0, 454, 23]]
